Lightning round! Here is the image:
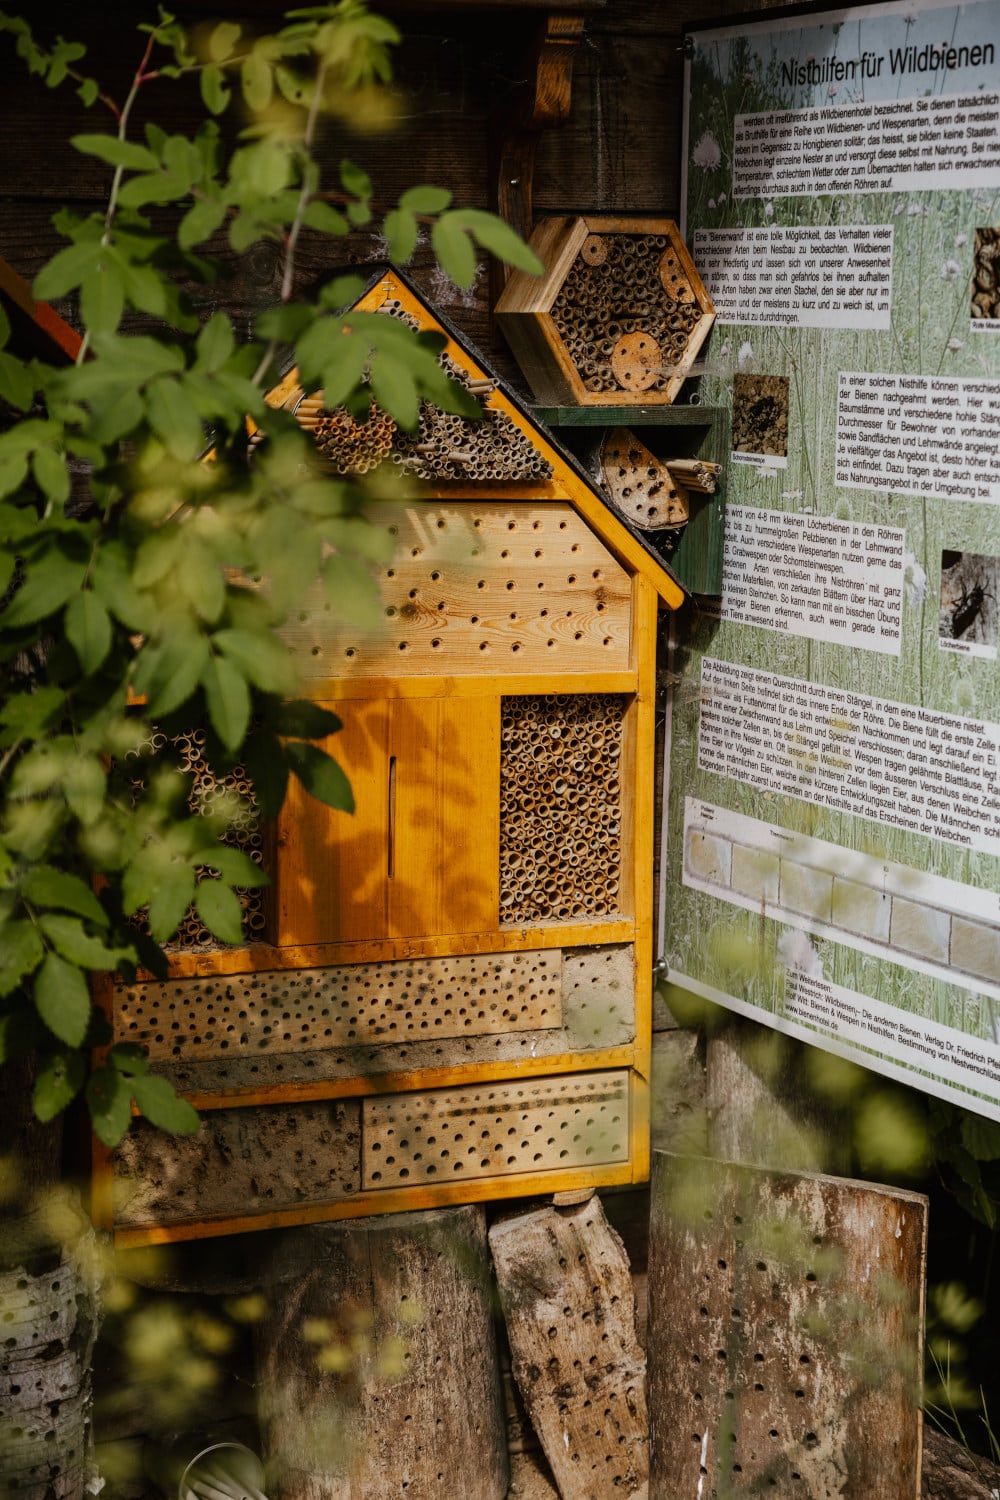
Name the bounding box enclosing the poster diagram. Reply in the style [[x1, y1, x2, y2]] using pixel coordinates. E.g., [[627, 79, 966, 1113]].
[[667, 0, 1000, 1118]]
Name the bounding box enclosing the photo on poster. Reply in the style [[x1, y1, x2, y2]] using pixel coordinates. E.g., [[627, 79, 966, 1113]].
[[939, 548, 1000, 657], [972, 227, 1000, 326], [731, 371, 789, 468]]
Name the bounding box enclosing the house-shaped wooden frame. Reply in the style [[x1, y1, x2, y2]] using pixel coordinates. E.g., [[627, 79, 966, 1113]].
[[92, 267, 687, 1246]]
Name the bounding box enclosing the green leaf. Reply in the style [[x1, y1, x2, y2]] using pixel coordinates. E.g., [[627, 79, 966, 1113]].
[[340, 159, 372, 199], [0, 351, 34, 410], [241, 50, 273, 112], [195, 312, 235, 372], [321, 552, 382, 629], [145, 375, 204, 459], [146, 863, 197, 943], [63, 755, 107, 827], [194, 878, 244, 945], [382, 207, 418, 264], [77, 77, 99, 108], [431, 216, 476, 289], [31, 446, 71, 504], [274, 700, 343, 740], [451, 208, 544, 276], [961, 1114, 1000, 1161], [179, 540, 225, 624], [33, 1050, 85, 1121], [34, 950, 91, 1047], [301, 200, 350, 236], [108, 1043, 148, 1076], [285, 741, 354, 813], [21, 866, 108, 927], [191, 844, 268, 886], [345, 200, 371, 228], [2, 550, 87, 627], [86, 1065, 132, 1147], [208, 20, 241, 60], [70, 133, 160, 171], [141, 634, 211, 718], [65, 590, 113, 675], [240, 732, 288, 819], [0, 919, 45, 996], [33, 240, 102, 300], [178, 196, 227, 250], [214, 627, 296, 694], [318, 275, 366, 312], [38, 913, 119, 969], [369, 353, 418, 430], [399, 185, 452, 214], [200, 63, 231, 115], [0, 302, 9, 349], [203, 653, 250, 749], [131, 1073, 200, 1135], [80, 263, 125, 335]]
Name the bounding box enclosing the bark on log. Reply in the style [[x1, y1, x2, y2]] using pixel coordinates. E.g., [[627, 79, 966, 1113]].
[[921, 1424, 1000, 1500], [489, 1195, 647, 1500], [0, 1199, 99, 1500], [254, 1204, 507, 1500]]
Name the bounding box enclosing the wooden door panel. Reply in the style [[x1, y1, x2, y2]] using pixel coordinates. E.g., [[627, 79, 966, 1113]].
[[274, 698, 500, 947]]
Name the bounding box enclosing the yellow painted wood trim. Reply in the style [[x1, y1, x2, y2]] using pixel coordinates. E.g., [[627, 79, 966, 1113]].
[[155, 1045, 641, 1112], [630, 1073, 651, 1185], [288, 672, 638, 701], [146, 918, 637, 981], [111, 1156, 637, 1247], [630, 575, 657, 1088]]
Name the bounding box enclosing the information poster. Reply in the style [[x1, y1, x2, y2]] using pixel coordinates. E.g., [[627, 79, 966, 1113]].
[[668, 0, 1000, 1118]]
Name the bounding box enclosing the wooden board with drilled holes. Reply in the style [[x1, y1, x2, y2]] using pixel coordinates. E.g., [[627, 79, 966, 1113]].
[[600, 429, 690, 530], [489, 1195, 648, 1500], [647, 1152, 927, 1499], [362, 1070, 630, 1189], [279, 501, 633, 681]]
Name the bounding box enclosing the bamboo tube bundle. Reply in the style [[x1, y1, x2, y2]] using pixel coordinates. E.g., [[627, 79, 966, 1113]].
[[499, 694, 625, 925], [664, 457, 721, 494]]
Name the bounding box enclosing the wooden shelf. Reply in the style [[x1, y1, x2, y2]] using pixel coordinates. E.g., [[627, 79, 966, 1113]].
[[533, 404, 724, 427]]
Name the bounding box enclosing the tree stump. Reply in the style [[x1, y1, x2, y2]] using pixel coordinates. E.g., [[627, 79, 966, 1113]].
[[254, 1204, 507, 1500]]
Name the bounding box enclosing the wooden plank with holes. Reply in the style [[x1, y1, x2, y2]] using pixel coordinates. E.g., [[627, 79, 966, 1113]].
[[647, 1151, 927, 1499], [489, 1195, 648, 1500], [279, 501, 633, 681], [362, 1070, 630, 1189]]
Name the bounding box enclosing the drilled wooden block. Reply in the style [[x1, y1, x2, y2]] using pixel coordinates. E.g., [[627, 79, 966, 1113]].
[[113, 1100, 361, 1228], [113, 950, 563, 1063], [500, 694, 625, 925], [496, 216, 715, 407], [647, 1152, 927, 1499], [280, 501, 632, 679], [362, 1071, 630, 1189], [601, 429, 690, 531], [489, 1196, 647, 1499]]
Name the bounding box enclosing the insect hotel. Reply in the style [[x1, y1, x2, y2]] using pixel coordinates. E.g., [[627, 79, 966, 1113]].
[[91, 268, 692, 1246]]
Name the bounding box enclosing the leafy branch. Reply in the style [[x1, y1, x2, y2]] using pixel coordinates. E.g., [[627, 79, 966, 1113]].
[[0, 2, 542, 1144]]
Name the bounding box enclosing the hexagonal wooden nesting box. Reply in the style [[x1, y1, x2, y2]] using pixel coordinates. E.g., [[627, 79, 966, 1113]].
[[496, 216, 715, 406], [91, 268, 689, 1246]]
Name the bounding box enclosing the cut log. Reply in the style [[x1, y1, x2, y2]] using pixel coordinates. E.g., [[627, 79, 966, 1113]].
[[921, 1424, 1000, 1499], [0, 1201, 99, 1500], [254, 1204, 507, 1500], [647, 1150, 927, 1499], [489, 1196, 647, 1499]]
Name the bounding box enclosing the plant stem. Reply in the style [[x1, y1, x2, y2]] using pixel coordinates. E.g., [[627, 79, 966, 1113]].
[[75, 30, 157, 367]]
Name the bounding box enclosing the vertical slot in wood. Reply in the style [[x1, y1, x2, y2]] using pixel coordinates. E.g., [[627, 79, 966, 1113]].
[[388, 755, 397, 879]]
